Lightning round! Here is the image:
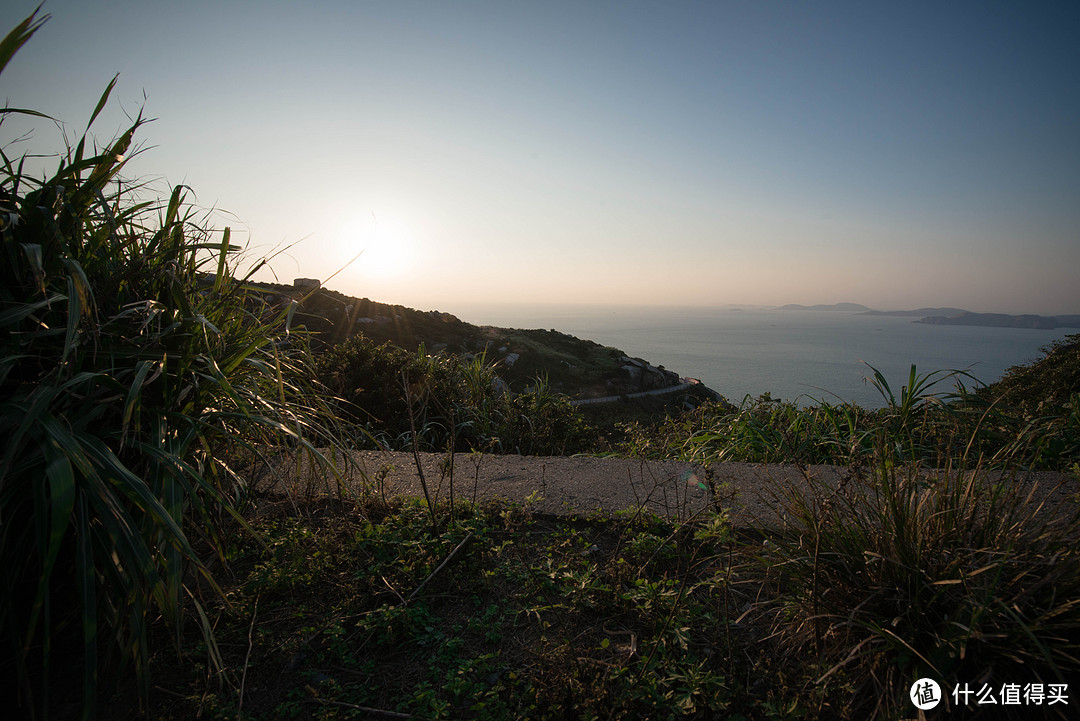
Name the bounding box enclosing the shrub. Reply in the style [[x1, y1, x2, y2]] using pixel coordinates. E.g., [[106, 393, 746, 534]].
[[620, 363, 1080, 471], [755, 460, 1080, 719], [980, 334, 1080, 416], [318, 334, 597, 454], [0, 11, 345, 717]]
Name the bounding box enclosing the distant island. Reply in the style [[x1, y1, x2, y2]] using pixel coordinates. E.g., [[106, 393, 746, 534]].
[[777, 302, 871, 312], [860, 307, 968, 318], [916, 312, 1080, 330], [778, 303, 1080, 329]]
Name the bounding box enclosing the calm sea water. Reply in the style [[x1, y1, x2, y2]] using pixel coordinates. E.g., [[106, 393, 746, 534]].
[[455, 304, 1074, 409]]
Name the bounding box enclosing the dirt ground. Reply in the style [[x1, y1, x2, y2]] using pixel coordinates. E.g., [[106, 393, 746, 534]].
[[259, 449, 1079, 528]]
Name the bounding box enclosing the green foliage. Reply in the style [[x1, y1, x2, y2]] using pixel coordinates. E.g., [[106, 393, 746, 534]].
[[104, 500, 751, 721], [621, 363, 1080, 471], [951, 336, 1080, 469], [315, 334, 419, 433], [317, 334, 598, 455], [0, 11, 345, 717], [981, 334, 1080, 415], [621, 393, 878, 466], [754, 461, 1080, 719]]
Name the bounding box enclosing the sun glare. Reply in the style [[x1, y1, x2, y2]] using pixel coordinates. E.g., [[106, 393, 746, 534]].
[[336, 214, 416, 279], [368, 217, 415, 277]]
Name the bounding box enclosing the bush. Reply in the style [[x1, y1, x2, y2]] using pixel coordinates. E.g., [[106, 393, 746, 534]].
[[318, 334, 598, 454], [0, 11, 345, 717], [980, 334, 1080, 416]]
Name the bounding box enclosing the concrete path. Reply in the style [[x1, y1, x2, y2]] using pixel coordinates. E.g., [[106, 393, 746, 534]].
[[259, 450, 1078, 528]]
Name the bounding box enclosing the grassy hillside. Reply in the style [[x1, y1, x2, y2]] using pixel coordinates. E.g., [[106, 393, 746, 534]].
[[979, 334, 1080, 414], [252, 280, 702, 401]]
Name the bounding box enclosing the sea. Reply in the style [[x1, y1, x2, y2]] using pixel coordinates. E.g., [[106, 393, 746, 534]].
[[453, 304, 1076, 410]]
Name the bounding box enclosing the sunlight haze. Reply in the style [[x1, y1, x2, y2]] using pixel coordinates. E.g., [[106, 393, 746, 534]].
[[3, 1, 1078, 316]]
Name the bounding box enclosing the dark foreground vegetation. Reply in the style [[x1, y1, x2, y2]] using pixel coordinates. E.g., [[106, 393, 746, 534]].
[[2, 10, 1079, 720]]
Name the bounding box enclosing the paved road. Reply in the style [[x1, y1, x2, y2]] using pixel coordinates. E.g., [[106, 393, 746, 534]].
[[259, 450, 1078, 527], [263, 450, 719, 522], [569, 379, 695, 406]]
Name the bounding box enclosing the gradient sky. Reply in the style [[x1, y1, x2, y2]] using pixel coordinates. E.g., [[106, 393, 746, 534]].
[[3, 1, 1079, 315]]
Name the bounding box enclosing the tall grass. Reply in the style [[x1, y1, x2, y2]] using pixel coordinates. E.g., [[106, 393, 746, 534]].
[[1, 10, 346, 718], [615, 359, 1080, 717], [621, 363, 1079, 472], [754, 459, 1080, 719], [318, 335, 597, 455]]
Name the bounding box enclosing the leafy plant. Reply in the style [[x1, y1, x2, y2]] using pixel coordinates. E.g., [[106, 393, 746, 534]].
[[862, 363, 975, 464], [105, 495, 751, 721], [0, 10, 346, 717]]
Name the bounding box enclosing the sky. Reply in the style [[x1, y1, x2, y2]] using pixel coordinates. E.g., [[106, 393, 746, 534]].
[[3, 1, 1079, 316]]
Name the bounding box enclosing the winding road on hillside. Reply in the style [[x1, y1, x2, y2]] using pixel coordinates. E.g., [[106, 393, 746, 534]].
[[568, 379, 697, 406]]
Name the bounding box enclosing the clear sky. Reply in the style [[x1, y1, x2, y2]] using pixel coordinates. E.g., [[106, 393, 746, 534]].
[[3, 1, 1079, 315]]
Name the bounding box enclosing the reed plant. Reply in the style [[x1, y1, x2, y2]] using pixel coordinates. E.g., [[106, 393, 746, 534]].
[[620, 393, 877, 466], [754, 456, 1080, 719], [1, 10, 347, 718]]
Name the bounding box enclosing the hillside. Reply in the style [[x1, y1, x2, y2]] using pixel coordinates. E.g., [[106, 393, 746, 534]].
[[251, 279, 719, 404], [979, 333, 1080, 413]]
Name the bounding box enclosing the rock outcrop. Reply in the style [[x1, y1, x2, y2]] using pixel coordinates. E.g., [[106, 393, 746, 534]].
[[619, 356, 680, 392]]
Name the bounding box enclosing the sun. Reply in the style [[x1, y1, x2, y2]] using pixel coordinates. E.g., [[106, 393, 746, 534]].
[[336, 213, 416, 279], [366, 217, 414, 277]]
